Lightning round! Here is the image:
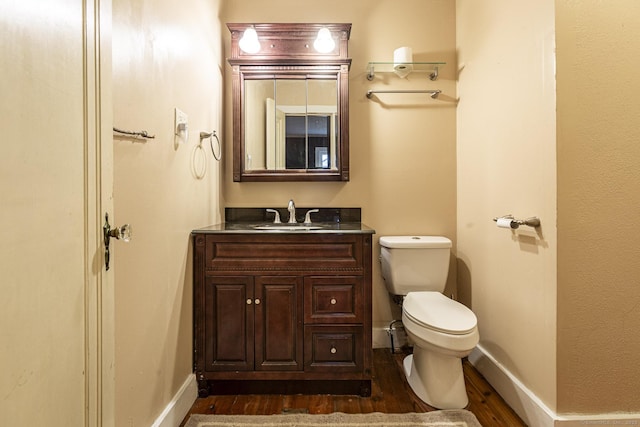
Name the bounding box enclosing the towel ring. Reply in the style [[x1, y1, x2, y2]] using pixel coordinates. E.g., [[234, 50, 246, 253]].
[[200, 131, 221, 161]]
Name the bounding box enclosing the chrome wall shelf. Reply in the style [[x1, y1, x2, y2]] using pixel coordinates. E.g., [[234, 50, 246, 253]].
[[366, 61, 445, 81]]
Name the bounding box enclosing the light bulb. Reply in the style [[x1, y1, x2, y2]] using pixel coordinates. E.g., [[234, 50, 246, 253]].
[[313, 27, 335, 53], [239, 27, 261, 54]]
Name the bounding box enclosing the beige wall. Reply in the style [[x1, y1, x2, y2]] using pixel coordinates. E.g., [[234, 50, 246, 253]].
[[556, 0, 640, 414], [220, 0, 458, 332], [112, 0, 223, 425], [456, 0, 558, 413]]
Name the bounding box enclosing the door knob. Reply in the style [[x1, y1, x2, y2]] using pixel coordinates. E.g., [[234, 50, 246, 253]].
[[103, 213, 132, 270], [107, 223, 132, 242]]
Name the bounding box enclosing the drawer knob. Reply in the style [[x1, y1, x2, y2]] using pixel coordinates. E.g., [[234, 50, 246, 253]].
[[246, 299, 252, 305], [330, 347, 337, 354], [330, 298, 337, 305], [255, 298, 261, 305]]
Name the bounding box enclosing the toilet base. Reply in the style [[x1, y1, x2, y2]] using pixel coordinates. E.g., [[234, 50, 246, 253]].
[[403, 346, 469, 409]]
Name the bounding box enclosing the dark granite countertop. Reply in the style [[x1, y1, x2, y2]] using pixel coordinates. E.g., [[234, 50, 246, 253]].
[[192, 221, 375, 234], [192, 207, 375, 235]]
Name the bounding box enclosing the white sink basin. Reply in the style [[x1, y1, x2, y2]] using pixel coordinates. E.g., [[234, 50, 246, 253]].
[[252, 224, 323, 231]]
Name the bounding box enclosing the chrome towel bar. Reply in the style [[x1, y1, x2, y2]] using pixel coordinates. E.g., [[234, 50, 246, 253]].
[[366, 89, 441, 99], [113, 127, 155, 139]]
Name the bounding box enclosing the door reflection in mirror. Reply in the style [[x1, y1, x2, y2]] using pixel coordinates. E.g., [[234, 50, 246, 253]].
[[285, 115, 332, 169]]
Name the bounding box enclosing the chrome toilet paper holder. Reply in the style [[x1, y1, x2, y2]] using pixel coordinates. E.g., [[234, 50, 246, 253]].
[[493, 215, 541, 229]]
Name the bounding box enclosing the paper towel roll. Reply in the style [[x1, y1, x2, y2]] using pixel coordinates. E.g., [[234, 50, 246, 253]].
[[496, 217, 515, 229], [393, 47, 413, 78]]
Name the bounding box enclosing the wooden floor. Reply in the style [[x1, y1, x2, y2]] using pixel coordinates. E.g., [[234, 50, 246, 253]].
[[180, 348, 526, 427]]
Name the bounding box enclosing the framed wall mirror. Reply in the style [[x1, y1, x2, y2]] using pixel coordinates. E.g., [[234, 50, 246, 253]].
[[228, 23, 352, 182]]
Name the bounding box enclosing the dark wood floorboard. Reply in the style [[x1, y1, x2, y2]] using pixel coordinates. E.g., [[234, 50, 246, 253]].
[[180, 348, 527, 426]]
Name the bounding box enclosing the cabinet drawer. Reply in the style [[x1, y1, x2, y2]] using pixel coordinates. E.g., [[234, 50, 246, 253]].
[[304, 325, 363, 372], [204, 234, 364, 272], [304, 276, 362, 323]]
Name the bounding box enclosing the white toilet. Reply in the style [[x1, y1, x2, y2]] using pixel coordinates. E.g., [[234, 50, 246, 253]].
[[379, 236, 479, 409]]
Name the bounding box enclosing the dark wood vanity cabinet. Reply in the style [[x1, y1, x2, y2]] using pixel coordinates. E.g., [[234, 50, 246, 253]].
[[192, 232, 373, 397]]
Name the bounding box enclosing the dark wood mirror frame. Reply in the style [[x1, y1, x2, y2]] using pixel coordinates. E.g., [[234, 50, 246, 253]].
[[227, 23, 352, 182]]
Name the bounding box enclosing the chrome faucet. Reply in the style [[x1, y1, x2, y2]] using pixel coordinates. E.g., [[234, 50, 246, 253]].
[[287, 199, 296, 223], [303, 209, 319, 224], [265, 208, 281, 223]]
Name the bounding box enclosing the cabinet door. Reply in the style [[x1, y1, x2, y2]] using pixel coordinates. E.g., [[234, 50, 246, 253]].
[[304, 276, 363, 324], [254, 276, 304, 371], [204, 276, 254, 371]]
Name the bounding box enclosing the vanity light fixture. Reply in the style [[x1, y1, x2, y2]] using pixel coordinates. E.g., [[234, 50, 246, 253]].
[[238, 27, 261, 54], [313, 27, 335, 53]]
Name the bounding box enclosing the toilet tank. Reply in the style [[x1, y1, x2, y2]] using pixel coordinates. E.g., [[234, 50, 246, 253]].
[[379, 236, 452, 295]]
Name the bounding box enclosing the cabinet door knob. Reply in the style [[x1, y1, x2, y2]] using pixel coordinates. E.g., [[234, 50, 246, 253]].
[[330, 347, 337, 354], [254, 298, 261, 305], [330, 298, 337, 305], [246, 299, 252, 305]]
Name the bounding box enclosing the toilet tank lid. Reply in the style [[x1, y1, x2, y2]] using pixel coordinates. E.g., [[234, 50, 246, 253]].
[[379, 236, 452, 249]]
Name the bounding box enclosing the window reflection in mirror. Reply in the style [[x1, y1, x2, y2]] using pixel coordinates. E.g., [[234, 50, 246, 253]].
[[244, 78, 338, 172]]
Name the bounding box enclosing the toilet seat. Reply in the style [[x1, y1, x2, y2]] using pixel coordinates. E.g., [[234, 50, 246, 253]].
[[403, 292, 477, 335]]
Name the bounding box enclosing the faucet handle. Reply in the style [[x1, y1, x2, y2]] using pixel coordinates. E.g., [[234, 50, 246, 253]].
[[303, 209, 320, 224], [265, 209, 281, 223]]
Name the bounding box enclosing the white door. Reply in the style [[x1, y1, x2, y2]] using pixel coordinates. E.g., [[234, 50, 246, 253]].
[[0, 1, 114, 426]]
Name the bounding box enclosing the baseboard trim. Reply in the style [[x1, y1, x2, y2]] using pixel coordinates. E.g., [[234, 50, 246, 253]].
[[555, 414, 640, 426], [468, 345, 556, 427], [469, 345, 640, 426], [151, 373, 198, 427]]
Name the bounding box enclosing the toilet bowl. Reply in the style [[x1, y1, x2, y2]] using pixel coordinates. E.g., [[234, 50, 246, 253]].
[[378, 236, 479, 409], [401, 291, 478, 409]]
